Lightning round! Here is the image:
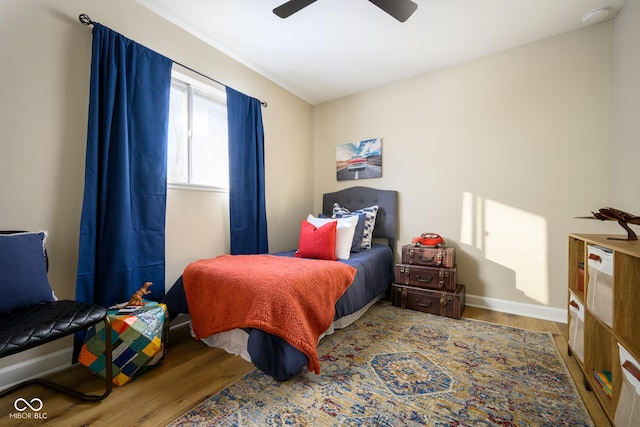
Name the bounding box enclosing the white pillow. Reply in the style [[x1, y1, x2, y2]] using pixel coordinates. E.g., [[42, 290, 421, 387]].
[[306, 214, 358, 260]]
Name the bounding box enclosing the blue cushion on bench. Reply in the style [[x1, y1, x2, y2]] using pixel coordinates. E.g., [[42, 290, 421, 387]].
[[0, 231, 56, 314]]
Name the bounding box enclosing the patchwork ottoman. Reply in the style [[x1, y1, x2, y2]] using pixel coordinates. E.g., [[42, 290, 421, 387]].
[[79, 301, 168, 386]]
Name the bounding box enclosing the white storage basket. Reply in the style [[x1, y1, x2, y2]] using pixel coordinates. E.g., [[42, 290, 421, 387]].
[[586, 245, 613, 327], [568, 291, 584, 363], [615, 344, 640, 427]]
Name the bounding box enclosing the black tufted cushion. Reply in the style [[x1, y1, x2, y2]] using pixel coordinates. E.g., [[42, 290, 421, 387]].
[[0, 300, 107, 358]]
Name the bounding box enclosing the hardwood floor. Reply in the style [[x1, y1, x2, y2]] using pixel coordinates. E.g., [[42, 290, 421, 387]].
[[0, 306, 611, 426]]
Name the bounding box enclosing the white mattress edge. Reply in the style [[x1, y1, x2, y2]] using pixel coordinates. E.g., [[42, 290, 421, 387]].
[[193, 293, 386, 363]]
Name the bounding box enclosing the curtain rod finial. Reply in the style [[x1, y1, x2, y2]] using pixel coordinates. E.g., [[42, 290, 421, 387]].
[[79, 14, 94, 26]]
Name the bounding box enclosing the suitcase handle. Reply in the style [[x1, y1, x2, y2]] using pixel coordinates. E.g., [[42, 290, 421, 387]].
[[418, 300, 432, 308], [419, 255, 435, 263], [416, 274, 446, 288], [416, 274, 434, 284]]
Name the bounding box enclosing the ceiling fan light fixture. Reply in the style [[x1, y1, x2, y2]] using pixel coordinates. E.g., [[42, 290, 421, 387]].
[[582, 7, 611, 25]]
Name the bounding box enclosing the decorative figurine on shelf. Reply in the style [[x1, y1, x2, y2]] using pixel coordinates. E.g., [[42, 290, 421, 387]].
[[127, 282, 153, 306], [576, 207, 640, 241]]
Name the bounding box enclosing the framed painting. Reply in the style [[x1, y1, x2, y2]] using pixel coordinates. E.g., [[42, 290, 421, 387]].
[[336, 138, 382, 181]]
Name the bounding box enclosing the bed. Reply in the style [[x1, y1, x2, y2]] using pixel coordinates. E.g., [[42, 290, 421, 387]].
[[162, 186, 398, 380]]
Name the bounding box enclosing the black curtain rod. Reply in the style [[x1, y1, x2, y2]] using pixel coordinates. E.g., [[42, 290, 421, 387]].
[[78, 14, 267, 108]]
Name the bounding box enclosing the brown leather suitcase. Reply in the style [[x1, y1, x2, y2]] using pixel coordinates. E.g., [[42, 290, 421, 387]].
[[391, 283, 465, 319], [395, 264, 457, 291], [401, 244, 456, 268]]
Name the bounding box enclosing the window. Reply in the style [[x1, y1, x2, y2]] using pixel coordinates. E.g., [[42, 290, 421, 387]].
[[167, 71, 228, 190]]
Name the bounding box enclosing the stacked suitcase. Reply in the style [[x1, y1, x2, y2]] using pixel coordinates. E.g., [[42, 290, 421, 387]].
[[391, 244, 465, 319]]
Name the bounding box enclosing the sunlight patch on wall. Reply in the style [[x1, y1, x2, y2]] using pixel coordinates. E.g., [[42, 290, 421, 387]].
[[460, 191, 474, 246], [459, 192, 486, 251], [460, 192, 549, 304]]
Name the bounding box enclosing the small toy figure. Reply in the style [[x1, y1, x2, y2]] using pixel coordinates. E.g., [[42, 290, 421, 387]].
[[128, 282, 152, 306]]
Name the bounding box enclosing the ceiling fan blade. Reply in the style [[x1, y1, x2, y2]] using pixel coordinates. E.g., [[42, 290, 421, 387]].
[[368, 0, 418, 22], [273, 0, 318, 19]]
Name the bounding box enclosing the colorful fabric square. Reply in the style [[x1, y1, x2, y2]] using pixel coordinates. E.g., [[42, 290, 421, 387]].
[[332, 203, 379, 249], [79, 301, 168, 386]]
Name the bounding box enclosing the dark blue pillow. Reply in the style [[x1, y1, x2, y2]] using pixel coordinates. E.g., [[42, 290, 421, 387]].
[[0, 232, 56, 313]]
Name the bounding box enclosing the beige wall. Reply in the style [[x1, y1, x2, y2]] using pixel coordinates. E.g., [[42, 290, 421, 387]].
[[0, 0, 312, 377], [313, 21, 620, 316], [613, 0, 640, 212]]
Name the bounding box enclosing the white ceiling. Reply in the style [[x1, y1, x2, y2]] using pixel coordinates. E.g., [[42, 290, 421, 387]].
[[137, 0, 625, 105]]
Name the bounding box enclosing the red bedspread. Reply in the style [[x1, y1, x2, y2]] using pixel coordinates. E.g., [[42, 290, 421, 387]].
[[182, 254, 357, 374]]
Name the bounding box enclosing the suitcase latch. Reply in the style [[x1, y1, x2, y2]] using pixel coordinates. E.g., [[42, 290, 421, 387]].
[[438, 269, 449, 288]]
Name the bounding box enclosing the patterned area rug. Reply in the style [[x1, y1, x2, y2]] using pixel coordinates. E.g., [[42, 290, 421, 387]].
[[169, 302, 593, 426]]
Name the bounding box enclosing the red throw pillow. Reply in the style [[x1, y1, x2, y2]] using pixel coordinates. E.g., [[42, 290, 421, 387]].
[[294, 220, 337, 261]]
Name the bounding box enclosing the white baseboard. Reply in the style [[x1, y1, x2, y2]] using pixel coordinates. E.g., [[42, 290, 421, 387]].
[[466, 293, 568, 324], [0, 348, 73, 393], [170, 313, 191, 329]]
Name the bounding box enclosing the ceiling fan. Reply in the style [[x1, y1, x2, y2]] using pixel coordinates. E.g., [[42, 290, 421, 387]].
[[273, 0, 418, 23]]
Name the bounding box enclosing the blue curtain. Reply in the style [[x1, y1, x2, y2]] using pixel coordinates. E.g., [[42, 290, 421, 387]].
[[226, 87, 268, 254], [76, 23, 172, 308]]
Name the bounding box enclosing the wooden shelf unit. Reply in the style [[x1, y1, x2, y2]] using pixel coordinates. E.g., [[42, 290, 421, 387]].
[[567, 234, 640, 424]]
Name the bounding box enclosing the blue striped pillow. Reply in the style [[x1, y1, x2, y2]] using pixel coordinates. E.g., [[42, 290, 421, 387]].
[[332, 203, 379, 249]]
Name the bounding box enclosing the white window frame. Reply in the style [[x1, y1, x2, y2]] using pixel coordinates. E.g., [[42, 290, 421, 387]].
[[167, 70, 228, 193]]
